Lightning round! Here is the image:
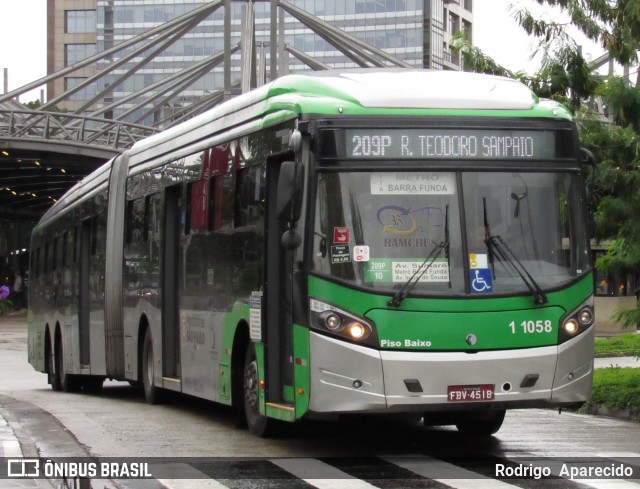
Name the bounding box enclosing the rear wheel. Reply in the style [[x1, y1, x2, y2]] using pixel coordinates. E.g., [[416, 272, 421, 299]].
[[47, 334, 61, 391], [55, 332, 79, 393], [243, 343, 276, 437], [142, 328, 165, 404], [455, 409, 506, 437]]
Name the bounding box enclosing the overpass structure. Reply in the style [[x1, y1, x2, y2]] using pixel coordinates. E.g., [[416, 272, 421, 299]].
[[0, 0, 414, 276], [0, 101, 158, 220], [0, 0, 411, 226]]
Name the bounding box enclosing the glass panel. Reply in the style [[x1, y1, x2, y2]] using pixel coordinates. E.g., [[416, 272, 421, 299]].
[[462, 172, 590, 295], [312, 170, 590, 298], [313, 171, 464, 294]]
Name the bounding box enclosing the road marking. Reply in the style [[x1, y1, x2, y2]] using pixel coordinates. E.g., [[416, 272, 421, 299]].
[[154, 463, 229, 489], [1, 440, 22, 458], [272, 458, 379, 489]]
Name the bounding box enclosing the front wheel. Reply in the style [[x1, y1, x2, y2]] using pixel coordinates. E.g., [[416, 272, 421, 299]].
[[243, 343, 276, 437], [47, 336, 61, 391], [455, 409, 506, 437]]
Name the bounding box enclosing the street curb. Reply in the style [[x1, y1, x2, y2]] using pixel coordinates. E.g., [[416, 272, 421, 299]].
[[582, 404, 640, 423], [0, 394, 123, 489]]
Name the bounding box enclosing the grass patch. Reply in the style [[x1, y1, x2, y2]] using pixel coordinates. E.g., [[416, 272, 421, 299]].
[[585, 367, 640, 415], [594, 333, 640, 357]]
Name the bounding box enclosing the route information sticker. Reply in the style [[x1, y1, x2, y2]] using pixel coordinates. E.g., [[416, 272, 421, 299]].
[[365, 259, 449, 283]]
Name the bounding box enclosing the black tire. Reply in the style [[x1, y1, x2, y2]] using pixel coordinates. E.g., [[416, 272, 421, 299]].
[[243, 343, 276, 437], [47, 335, 61, 391], [455, 409, 506, 437], [55, 332, 79, 393], [142, 328, 165, 404]]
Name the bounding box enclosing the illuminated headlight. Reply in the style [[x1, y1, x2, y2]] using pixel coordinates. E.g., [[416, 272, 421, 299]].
[[311, 299, 377, 347], [563, 319, 579, 335], [347, 322, 369, 340], [559, 298, 594, 344]]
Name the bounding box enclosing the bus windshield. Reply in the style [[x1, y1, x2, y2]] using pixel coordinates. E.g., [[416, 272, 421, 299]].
[[312, 170, 591, 298]]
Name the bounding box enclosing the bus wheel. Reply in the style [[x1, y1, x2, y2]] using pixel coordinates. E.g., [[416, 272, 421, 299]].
[[142, 328, 165, 404], [455, 409, 506, 437], [47, 337, 61, 391], [55, 335, 79, 393], [243, 343, 275, 437]]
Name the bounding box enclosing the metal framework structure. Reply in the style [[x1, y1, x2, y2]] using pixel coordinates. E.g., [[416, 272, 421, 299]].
[[0, 0, 410, 223]]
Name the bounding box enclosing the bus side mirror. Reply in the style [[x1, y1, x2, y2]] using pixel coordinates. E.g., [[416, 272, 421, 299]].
[[276, 161, 304, 249]]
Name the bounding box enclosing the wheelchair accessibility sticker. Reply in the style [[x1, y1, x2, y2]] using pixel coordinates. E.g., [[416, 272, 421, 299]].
[[469, 254, 492, 293]]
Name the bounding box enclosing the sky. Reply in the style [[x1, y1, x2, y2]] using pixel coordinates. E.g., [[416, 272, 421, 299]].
[[0, 0, 608, 104]]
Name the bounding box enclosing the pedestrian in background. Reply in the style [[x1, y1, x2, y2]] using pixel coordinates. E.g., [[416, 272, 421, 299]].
[[11, 270, 24, 310]]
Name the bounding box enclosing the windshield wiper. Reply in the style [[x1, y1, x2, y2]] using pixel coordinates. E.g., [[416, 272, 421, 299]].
[[388, 205, 450, 307], [483, 198, 548, 305]]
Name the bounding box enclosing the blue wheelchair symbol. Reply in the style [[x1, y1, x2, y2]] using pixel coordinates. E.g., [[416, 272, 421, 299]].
[[470, 269, 493, 293]]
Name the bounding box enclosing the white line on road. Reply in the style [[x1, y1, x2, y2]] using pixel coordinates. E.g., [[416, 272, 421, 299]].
[[272, 458, 380, 489]]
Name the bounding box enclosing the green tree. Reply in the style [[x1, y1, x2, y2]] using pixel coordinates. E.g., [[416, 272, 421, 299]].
[[454, 0, 640, 326]]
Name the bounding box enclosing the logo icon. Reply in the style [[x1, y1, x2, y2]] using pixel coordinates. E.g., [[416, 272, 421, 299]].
[[465, 334, 477, 346], [7, 459, 40, 477]]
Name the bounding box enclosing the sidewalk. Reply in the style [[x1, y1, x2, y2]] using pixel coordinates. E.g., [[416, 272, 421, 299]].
[[594, 356, 639, 368], [0, 309, 27, 329], [0, 412, 53, 488]]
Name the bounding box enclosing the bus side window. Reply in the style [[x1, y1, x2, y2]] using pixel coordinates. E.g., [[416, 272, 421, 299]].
[[208, 175, 223, 232], [125, 201, 134, 245], [185, 183, 192, 235], [52, 237, 59, 272], [62, 232, 68, 268], [32, 248, 39, 279], [143, 196, 150, 242], [44, 242, 50, 276], [72, 227, 78, 263], [234, 166, 264, 229], [126, 198, 146, 245]]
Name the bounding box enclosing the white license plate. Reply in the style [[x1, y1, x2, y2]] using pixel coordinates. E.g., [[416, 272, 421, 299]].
[[447, 384, 495, 402]]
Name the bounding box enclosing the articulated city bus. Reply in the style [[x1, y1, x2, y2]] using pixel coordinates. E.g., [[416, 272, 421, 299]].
[[28, 70, 594, 437]]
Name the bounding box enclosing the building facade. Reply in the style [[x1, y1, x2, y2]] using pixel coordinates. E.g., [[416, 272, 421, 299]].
[[46, 0, 473, 124]]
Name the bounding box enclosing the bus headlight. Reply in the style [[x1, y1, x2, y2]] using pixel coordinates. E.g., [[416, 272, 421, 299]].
[[347, 322, 368, 340], [321, 312, 342, 331], [311, 300, 377, 347], [562, 319, 579, 335], [559, 297, 594, 344]]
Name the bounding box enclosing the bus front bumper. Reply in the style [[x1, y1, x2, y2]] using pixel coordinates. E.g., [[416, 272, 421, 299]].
[[307, 329, 593, 414]]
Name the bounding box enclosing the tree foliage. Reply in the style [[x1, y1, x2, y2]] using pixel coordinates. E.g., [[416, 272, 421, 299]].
[[455, 0, 640, 325]]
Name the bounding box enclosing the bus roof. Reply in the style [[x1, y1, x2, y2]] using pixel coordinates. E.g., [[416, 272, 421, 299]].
[[128, 69, 571, 160], [39, 70, 572, 228]]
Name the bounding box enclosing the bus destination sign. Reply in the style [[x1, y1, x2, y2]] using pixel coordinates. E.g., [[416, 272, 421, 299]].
[[345, 129, 556, 160]]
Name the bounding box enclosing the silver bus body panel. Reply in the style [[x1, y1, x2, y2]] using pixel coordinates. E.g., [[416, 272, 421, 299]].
[[104, 154, 129, 378], [308, 329, 593, 414]]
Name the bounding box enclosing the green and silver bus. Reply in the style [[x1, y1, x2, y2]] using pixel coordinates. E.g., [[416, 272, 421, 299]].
[[28, 70, 594, 437]]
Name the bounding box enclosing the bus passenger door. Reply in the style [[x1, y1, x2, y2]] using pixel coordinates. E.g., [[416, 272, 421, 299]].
[[263, 156, 297, 409], [162, 184, 181, 380]]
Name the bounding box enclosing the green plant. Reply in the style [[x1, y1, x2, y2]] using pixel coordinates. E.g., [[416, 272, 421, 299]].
[[0, 285, 12, 314], [595, 333, 640, 357], [585, 367, 640, 414]]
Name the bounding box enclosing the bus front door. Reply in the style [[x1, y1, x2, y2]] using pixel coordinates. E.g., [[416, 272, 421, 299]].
[[161, 184, 181, 381], [263, 157, 296, 410]]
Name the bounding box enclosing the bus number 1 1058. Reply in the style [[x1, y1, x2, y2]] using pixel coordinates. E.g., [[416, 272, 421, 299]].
[[509, 320, 553, 334]]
